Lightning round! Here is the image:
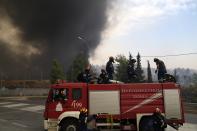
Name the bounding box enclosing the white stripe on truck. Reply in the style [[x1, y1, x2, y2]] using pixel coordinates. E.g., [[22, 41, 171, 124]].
[[123, 91, 162, 114]]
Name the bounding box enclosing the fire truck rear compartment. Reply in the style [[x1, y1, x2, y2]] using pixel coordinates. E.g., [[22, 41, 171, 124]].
[[163, 89, 182, 120]]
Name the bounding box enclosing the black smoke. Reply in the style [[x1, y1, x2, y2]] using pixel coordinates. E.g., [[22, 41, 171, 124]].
[[0, 0, 109, 79]]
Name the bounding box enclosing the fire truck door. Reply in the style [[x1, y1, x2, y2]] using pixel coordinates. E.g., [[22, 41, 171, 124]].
[[46, 88, 69, 118], [70, 87, 87, 110]]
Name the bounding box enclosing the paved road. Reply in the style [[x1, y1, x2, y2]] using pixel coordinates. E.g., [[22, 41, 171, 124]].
[[0, 97, 45, 131], [167, 113, 197, 131], [0, 97, 196, 131]]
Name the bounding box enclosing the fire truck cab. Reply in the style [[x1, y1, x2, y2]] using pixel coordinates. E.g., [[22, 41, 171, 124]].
[[43, 82, 184, 131]]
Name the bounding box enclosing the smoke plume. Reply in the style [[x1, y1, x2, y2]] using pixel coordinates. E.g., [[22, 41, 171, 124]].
[[0, 0, 109, 79]]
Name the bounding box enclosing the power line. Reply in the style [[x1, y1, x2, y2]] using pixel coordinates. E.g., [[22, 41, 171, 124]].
[[141, 52, 197, 58]]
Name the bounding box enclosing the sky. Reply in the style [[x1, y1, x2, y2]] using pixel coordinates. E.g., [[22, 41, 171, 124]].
[[89, 0, 197, 70]]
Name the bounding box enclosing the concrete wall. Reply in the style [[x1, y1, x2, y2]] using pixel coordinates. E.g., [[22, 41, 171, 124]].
[[0, 87, 49, 96]]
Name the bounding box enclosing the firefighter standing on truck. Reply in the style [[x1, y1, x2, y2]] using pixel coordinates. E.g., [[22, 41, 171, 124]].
[[154, 58, 167, 81], [106, 56, 115, 80]]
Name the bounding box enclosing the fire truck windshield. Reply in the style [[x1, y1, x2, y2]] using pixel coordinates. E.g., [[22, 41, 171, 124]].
[[52, 88, 68, 101]]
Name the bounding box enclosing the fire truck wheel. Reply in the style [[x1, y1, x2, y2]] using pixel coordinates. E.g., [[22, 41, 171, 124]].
[[60, 118, 79, 131], [139, 116, 155, 131]]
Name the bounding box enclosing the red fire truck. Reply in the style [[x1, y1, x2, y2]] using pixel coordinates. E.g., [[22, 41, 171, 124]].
[[43, 81, 184, 131]]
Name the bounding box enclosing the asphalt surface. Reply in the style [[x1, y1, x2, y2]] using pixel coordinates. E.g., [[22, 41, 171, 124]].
[[0, 97, 196, 131], [0, 97, 45, 131]]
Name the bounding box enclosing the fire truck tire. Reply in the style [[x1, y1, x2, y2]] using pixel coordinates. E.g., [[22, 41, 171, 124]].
[[60, 118, 79, 131], [139, 116, 155, 131]]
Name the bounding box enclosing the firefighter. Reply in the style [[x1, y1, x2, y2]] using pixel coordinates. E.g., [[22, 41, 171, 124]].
[[127, 58, 137, 82], [97, 69, 109, 84], [77, 66, 92, 83], [106, 56, 115, 80], [83, 68, 92, 83], [59, 89, 67, 100], [152, 108, 167, 131], [79, 108, 88, 131], [154, 58, 167, 81], [53, 89, 60, 101], [53, 89, 67, 101]]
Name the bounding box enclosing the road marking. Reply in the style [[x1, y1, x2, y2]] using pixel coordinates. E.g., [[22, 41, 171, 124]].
[[0, 101, 44, 113], [14, 97, 28, 101], [36, 111, 43, 114], [0, 102, 13, 105], [21, 105, 45, 112], [0, 110, 22, 115], [0, 118, 8, 122], [12, 122, 28, 128], [2, 103, 30, 108]]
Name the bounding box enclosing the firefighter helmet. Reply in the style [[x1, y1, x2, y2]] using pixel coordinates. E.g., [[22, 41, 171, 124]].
[[155, 107, 161, 113], [154, 58, 159, 62], [80, 108, 87, 113], [101, 69, 105, 73], [109, 56, 114, 63]]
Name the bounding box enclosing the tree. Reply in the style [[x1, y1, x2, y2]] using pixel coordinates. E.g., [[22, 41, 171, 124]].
[[181, 73, 197, 103], [50, 59, 65, 84], [192, 73, 197, 85], [135, 52, 145, 82], [127, 53, 138, 83], [115, 54, 128, 82], [66, 53, 89, 82], [129, 52, 133, 62], [147, 60, 152, 83]]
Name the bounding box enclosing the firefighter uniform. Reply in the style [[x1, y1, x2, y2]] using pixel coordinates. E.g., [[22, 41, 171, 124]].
[[77, 69, 92, 83], [106, 56, 115, 80], [98, 69, 109, 84], [152, 108, 167, 131], [79, 108, 88, 131], [154, 58, 167, 81]]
